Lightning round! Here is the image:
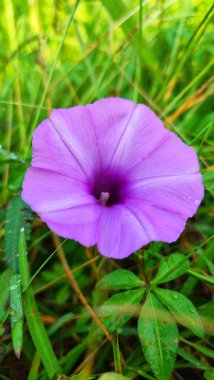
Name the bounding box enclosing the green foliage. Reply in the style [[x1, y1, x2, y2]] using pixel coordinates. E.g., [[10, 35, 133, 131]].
[[10, 274, 23, 357], [19, 229, 61, 379], [98, 288, 145, 332], [0, 269, 10, 323], [4, 195, 32, 357], [152, 253, 190, 285], [138, 292, 179, 380], [154, 288, 204, 338], [97, 269, 144, 290], [0, 0, 213, 379], [203, 170, 214, 197], [5, 195, 31, 273], [98, 373, 131, 380]]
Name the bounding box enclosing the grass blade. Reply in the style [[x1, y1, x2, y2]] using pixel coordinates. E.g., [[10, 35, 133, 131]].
[[10, 274, 23, 358], [19, 229, 62, 379]]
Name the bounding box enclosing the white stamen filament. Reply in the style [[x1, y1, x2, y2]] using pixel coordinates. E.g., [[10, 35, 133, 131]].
[[98, 191, 110, 205]]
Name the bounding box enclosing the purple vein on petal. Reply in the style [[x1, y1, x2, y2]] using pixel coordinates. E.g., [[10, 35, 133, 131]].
[[107, 102, 138, 170], [127, 196, 189, 218], [85, 105, 103, 171], [43, 202, 97, 214], [125, 132, 170, 175], [49, 118, 92, 183], [122, 203, 151, 241], [125, 172, 200, 189], [30, 165, 89, 186], [150, 203, 187, 217]]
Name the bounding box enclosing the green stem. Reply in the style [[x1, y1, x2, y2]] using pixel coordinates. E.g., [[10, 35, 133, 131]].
[[112, 332, 122, 374], [187, 269, 214, 286]]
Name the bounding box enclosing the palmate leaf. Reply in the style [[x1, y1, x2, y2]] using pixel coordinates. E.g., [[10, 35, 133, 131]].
[[97, 269, 144, 290], [152, 253, 190, 285], [154, 288, 205, 338], [138, 292, 178, 380], [98, 288, 145, 332]]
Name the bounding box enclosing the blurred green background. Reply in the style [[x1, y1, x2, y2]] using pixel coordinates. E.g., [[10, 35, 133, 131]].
[[0, 1, 213, 379]]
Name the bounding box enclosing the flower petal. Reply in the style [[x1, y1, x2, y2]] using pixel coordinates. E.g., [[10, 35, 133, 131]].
[[108, 103, 169, 170], [124, 173, 204, 243], [50, 107, 102, 182], [128, 131, 200, 182], [41, 204, 101, 247], [86, 98, 137, 168], [31, 118, 90, 182], [22, 167, 93, 213], [97, 205, 150, 259], [22, 167, 101, 247]]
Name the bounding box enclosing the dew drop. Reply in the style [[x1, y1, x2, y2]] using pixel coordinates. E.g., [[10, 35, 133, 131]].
[[172, 293, 179, 300], [187, 196, 192, 200], [194, 199, 200, 206]]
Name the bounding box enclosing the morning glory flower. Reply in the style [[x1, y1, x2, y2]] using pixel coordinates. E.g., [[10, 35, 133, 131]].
[[22, 98, 204, 259]]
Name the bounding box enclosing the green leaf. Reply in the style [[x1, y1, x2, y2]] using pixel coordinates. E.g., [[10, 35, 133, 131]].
[[98, 373, 131, 380], [187, 269, 214, 286], [138, 292, 178, 380], [203, 170, 214, 197], [19, 229, 62, 379], [204, 368, 214, 380], [0, 269, 10, 322], [182, 338, 214, 359], [5, 195, 32, 274], [5, 196, 32, 357], [10, 274, 23, 358], [154, 288, 205, 338], [98, 288, 145, 332], [61, 342, 86, 375], [47, 312, 74, 337], [97, 269, 144, 290], [177, 347, 209, 369], [198, 300, 214, 336], [27, 352, 41, 380], [152, 254, 190, 285], [102, 0, 155, 67], [60, 370, 89, 380]]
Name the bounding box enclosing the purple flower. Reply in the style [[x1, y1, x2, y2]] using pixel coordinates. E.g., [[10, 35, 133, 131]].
[[22, 98, 204, 259]]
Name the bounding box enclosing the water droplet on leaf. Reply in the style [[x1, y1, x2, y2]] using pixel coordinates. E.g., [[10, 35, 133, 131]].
[[172, 293, 179, 300]]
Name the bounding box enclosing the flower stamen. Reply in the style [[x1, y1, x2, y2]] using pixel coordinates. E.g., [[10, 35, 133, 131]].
[[98, 191, 110, 205]]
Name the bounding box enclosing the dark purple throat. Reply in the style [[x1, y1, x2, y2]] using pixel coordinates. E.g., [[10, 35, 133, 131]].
[[92, 169, 126, 207]]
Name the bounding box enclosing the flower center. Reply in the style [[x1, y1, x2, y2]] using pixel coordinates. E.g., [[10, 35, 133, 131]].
[[98, 192, 110, 205], [92, 170, 125, 207]]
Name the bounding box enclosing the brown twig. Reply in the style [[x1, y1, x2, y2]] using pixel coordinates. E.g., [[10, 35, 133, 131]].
[[71, 339, 108, 376], [52, 233, 112, 342], [168, 76, 214, 122]]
